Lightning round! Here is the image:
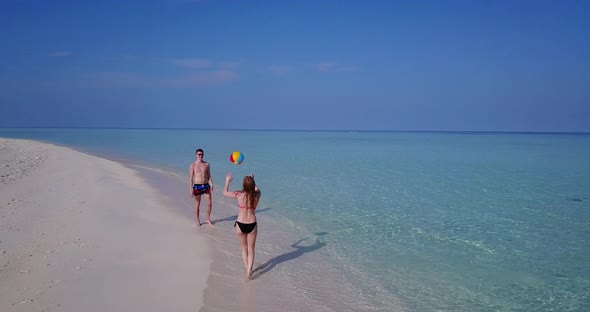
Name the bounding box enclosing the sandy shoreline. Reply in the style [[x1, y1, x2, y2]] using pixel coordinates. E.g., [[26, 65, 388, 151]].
[[0, 138, 211, 311], [0, 137, 402, 312]]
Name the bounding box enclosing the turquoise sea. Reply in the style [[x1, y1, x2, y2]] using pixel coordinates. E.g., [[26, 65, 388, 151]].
[[1, 128, 589, 311]]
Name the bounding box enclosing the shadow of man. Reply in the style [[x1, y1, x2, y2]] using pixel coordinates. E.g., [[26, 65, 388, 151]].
[[253, 235, 327, 277]]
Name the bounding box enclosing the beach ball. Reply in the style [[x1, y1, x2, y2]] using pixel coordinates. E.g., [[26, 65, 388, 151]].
[[230, 151, 244, 165]]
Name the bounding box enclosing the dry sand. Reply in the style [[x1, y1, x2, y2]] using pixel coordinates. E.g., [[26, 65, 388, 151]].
[[0, 138, 211, 312]]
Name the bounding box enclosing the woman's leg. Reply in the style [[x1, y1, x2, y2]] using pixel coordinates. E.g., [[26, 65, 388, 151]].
[[246, 227, 257, 277], [237, 228, 249, 275]]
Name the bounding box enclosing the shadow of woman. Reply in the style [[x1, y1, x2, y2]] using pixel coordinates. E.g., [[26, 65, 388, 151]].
[[213, 207, 272, 224], [252, 236, 327, 277]]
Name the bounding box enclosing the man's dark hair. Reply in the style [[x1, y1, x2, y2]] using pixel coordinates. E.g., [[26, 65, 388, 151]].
[[196, 148, 204, 154]]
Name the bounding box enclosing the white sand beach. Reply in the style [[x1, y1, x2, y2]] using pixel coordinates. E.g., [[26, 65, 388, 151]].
[[0, 138, 211, 312]]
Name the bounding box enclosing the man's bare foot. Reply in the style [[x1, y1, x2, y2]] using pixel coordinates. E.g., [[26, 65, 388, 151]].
[[207, 220, 214, 227], [196, 220, 201, 227]]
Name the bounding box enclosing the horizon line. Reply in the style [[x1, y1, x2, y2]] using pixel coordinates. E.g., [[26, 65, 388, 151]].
[[0, 126, 589, 135]]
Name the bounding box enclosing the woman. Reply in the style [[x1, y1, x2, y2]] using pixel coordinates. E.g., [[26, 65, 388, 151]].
[[223, 172, 261, 278]]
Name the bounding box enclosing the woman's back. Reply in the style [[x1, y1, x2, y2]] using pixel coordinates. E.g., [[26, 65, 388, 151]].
[[236, 191, 259, 223]]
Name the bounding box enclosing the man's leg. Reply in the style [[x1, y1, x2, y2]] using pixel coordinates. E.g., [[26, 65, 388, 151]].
[[204, 193, 213, 225], [194, 194, 201, 227]]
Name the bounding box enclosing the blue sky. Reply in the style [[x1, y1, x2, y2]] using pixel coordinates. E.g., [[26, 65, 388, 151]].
[[0, 0, 589, 132]]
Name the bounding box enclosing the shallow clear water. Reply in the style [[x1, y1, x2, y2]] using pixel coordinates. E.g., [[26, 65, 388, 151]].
[[2, 128, 589, 311]]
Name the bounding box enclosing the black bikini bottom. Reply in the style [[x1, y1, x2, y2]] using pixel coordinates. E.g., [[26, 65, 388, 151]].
[[234, 221, 257, 234]]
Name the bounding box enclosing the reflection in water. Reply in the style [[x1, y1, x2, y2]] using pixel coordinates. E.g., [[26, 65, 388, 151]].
[[239, 282, 252, 312]]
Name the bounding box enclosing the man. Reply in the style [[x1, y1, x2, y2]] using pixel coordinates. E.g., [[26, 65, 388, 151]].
[[189, 148, 214, 226]]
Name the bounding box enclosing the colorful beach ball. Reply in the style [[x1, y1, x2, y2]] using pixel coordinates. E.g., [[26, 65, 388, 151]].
[[229, 151, 244, 165]]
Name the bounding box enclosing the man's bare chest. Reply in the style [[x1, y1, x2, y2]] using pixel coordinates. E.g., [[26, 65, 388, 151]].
[[194, 163, 208, 173]]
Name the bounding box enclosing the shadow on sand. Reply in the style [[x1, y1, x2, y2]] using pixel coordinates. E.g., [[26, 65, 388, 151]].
[[252, 233, 327, 277], [213, 207, 272, 225]]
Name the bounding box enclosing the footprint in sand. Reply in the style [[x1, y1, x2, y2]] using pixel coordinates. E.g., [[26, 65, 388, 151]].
[[13, 298, 36, 306], [44, 279, 62, 288], [44, 250, 56, 259], [72, 239, 87, 248]]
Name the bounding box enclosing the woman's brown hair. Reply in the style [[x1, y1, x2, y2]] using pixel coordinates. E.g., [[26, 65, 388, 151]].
[[242, 176, 258, 209]]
